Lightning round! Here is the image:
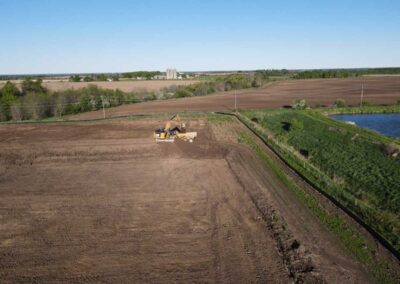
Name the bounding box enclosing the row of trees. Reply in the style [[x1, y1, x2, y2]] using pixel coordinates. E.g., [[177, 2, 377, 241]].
[[0, 80, 141, 121], [161, 73, 266, 99], [255, 69, 291, 77], [69, 74, 119, 82], [120, 71, 161, 80], [294, 68, 400, 79], [1, 73, 264, 122], [0, 79, 50, 121], [68, 71, 165, 82], [294, 70, 361, 79]]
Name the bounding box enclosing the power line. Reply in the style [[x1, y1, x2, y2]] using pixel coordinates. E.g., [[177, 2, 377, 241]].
[[4, 98, 142, 110], [101, 95, 106, 119]]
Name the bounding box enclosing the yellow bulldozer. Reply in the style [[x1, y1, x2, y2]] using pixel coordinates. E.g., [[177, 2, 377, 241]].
[[153, 114, 197, 143]]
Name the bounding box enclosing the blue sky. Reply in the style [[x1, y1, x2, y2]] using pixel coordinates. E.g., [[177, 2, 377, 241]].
[[0, 0, 399, 74]]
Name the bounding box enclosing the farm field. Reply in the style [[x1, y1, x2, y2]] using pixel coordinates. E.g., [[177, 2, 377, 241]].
[[0, 117, 373, 283], [3, 1, 400, 283], [70, 76, 400, 120], [0, 79, 199, 92]]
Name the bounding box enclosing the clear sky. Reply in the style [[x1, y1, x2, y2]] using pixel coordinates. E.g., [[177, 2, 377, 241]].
[[0, 0, 399, 74]]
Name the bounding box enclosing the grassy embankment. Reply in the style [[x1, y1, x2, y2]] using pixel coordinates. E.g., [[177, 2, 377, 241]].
[[236, 106, 400, 283], [323, 104, 400, 115]]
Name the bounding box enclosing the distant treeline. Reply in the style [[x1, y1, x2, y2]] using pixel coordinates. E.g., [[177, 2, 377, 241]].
[[69, 74, 114, 82], [69, 71, 163, 82], [255, 69, 291, 77], [3, 67, 400, 81], [0, 73, 265, 122], [0, 71, 165, 82], [294, 67, 400, 79], [0, 74, 47, 81], [120, 71, 161, 79]]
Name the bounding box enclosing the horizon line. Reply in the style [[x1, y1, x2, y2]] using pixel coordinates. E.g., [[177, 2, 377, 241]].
[[1, 66, 400, 77]]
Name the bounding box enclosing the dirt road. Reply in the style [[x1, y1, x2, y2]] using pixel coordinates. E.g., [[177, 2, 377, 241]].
[[0, 118, 372, 283], [70, 76, 400, 120]]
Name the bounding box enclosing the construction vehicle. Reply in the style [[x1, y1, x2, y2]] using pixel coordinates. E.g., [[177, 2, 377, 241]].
[[153, 114, 197, 143]]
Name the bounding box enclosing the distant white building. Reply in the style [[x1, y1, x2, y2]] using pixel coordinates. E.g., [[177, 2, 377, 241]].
[[166, 69, 177, 80]]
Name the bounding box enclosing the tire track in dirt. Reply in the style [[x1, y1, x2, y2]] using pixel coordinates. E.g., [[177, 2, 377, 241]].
[[210, 120, 373, 283]]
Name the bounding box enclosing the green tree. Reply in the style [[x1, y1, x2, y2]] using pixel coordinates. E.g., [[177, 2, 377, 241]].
[[224, 74, 252, 89], [0, 92, 17, 119], [83, 75, 94, 82], [174, 89, 192, 98], [1, 81, 21, 97], [0, 104, 6, 121], [95, 74, 108, 81], [23, 92, 50, 120], [69, 75, 81, 82], [144, 93, 157, 101], [121, 71, 161, 79], [21, 78, 46, 94], [334, 99, 346, 108], [79, 94, 92, 112], [0, 81, 20, 119]]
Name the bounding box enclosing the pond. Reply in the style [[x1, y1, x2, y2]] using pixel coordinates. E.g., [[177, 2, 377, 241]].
[[331, 113, 400, 138]]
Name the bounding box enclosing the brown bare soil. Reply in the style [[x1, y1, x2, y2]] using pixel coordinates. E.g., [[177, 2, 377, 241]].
[[0, 80, 199, 92], [0, 118, 372, 283], [70, 76, 400, 120]]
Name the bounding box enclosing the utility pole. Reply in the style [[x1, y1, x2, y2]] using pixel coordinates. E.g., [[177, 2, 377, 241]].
[[360, 84, 364, 107], [101, 95, 106, 119], [234, 90, 237, 112]]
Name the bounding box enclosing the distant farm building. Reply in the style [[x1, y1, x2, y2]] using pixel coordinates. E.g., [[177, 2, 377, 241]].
[[166, 69, 177, 80]]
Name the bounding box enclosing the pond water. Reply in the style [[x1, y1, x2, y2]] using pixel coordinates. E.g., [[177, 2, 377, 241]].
[[331, 113, 400, 138]]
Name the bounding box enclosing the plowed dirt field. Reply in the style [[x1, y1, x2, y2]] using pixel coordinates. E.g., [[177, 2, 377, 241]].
[[0, 118, 371, 283], [70, 76, 400, 120]]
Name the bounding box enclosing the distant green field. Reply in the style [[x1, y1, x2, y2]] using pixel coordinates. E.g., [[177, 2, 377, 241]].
[[241, 109, 400, 253]]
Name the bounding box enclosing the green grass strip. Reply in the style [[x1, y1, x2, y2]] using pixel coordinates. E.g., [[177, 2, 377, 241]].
[[237, 130, 399, 284]]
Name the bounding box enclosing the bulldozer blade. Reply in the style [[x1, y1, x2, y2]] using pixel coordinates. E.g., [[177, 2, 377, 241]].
[[156, 138, 175, 143]]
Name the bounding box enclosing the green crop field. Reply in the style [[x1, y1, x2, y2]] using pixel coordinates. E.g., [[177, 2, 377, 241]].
[[241, 108, 400, 253]]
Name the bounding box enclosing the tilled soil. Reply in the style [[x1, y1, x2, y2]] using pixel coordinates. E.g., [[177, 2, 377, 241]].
[[0, 80, 199, 93], [0, 119, 371, 283], [70, 76, 400, 120]]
